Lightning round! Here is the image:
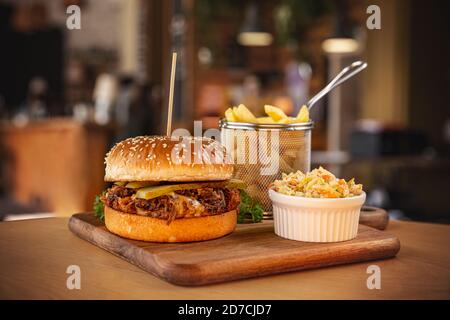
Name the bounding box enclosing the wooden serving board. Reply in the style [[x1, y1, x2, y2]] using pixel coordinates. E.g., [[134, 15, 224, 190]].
[[69, 213, 400, 286]]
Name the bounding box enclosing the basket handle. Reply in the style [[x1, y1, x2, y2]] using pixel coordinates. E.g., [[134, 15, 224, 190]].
[[307, 61, 368, 110]]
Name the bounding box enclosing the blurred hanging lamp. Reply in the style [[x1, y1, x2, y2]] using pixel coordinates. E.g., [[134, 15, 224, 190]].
[[322, 0, 359, 54], [237, 1, 273, 46]]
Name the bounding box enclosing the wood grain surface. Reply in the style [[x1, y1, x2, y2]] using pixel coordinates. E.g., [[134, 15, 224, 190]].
[[68, 213, 400, 286], [360, 206, 389, 230], [0, 218, 449, 299]]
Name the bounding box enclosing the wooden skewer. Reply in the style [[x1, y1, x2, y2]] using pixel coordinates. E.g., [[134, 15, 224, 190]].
[[166, 52, 177, 136]]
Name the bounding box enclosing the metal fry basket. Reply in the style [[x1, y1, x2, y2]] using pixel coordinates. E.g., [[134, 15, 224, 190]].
[[220, 120, 314, 213]]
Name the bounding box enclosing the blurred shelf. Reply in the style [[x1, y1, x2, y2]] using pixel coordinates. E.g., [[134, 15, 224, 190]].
[[0, 117, 114, 216]]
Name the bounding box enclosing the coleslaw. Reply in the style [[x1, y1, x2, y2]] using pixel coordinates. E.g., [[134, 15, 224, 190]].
[[271, 167, 363, 198]]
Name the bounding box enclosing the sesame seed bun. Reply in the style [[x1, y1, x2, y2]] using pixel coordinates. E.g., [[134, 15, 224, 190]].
[[104, 136, 233, 182], [104, 205, 237, 242]]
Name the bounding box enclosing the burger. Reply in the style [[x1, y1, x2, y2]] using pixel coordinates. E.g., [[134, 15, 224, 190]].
[[101, 135, 244, 242]]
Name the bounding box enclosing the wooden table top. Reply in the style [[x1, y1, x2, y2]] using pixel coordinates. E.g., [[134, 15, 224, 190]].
[[0, 218, 449, 299]]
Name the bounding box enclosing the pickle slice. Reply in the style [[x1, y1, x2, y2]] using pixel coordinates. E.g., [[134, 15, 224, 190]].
[[114, 181, 127, 186], [135, 179, 246, 200], [126, 181, 160, 189]]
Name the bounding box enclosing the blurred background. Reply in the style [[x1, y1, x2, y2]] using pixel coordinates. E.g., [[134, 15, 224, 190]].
[[0, 0, 449, 223]]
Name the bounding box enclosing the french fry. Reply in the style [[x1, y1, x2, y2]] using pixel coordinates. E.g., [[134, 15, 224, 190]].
[[287, 117, 299, 124], [296, 105, 310, 122], [283, 116, 309, 124], [233, 107, 241, 122], [235, 104, 257, 123], [224, 104, 309, 124], [277, 117, 290, 124], [264, 105, 287, 121], [225, 108, 237, 122], [257, 117, 276, 124]]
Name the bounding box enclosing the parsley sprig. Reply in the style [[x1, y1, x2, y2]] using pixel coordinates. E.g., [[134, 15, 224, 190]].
[[93, 192, 105, 222], [238, 190, 264, 223]]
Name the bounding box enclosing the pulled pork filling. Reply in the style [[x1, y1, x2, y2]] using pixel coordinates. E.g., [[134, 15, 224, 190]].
[[104, 185, 240, 224]]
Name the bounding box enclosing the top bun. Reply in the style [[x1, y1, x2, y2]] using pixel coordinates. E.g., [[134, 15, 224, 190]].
[[104, 136, 233, 182]]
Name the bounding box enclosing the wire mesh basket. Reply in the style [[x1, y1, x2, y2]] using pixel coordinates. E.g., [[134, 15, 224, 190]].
[[220, 120, 313, 213]]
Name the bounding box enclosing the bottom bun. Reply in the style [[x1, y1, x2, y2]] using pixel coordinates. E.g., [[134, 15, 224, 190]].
[[104, 205, 237, 242]]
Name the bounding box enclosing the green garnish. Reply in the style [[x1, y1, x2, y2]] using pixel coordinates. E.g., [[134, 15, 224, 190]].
[[238, 190, 264, 223], [93, 192, 105, 222]]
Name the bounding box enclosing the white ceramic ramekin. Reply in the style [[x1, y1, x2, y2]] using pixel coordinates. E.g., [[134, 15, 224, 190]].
[[268, 189, 366, 242]]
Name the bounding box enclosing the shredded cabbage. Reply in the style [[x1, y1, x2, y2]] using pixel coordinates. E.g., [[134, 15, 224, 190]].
[[271, 167, 363, 198]]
